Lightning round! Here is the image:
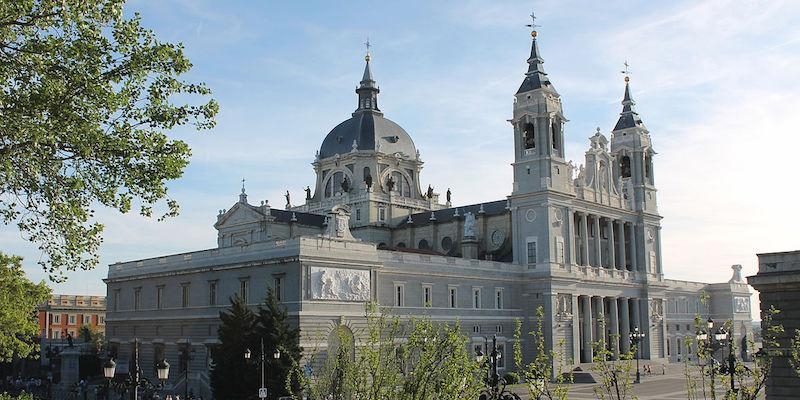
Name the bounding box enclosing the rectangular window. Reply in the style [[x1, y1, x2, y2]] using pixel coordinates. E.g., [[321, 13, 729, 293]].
[[156, 286, 164, 309], [113, 289, 120, 312], [239, 279, 249, 302], [677, 340, 682, 354], [84, 314, 92, 325], [356, 209, 361, 221], [51, 331, 60, 339], [378, 208, 386, 222], [181, 284, 190, 308], [472, 325, 481, 333], [449, 287, 457, 308], [98, 316, 105, 325], [394, 283, 405, 307], [526, 238, 538, 264], [473, 288, 481, 309], [496, 324, 503, 333], [52, 314, 61, 324], [134, 288, 141, 311], [422, 285, 432, 307], [208, 281, 217, 306], [274, 277, 283, 302], [68, 314, 76, 325], [495, 288, 504, 309]]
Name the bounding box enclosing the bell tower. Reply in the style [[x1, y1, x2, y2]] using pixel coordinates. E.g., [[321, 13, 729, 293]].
[[609, 74, 658, 215], [510, 26, 570, 195]]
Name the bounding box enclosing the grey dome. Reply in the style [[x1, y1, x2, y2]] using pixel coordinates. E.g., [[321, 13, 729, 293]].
[[319, 112, 417, 159]]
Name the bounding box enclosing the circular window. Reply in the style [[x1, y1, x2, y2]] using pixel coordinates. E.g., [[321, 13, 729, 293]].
[[441, 237, 453, 251], [418, 239, 429, 250], [397, 242, 406, 248], [525, 209, 537, 223], [377, 242, 388, 250]]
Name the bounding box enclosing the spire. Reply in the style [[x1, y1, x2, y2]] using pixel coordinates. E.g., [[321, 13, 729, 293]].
[[239, 178, 248, 203], [354, 38, 382, 116], [517, 12, 555, 94], [613, 63, 645, 131]]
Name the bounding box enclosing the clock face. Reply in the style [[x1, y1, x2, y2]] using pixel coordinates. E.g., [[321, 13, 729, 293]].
[[491, 230, 505, 246]]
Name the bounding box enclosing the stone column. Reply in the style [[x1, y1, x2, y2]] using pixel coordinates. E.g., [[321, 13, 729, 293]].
[[572, 294, 581, 365], [607, 219, 616, 269], [579, 213, 589, 266], [631, 298, 642, 337], [630, 223, 639, 272], [617, 221, 627, 270], [609, 296, 620, 359], [581, 295, 592, 363], [593, 216, 602, 267], [593, 296, 606, 351], [619, 297, 631, 354], [566, 208, 576, 265]]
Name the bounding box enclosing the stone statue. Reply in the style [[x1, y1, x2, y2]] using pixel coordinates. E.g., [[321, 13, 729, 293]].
[[66, 332, 74, 348], [386, 176, 395, 192], [463, 212, 476, 238], [341, 177, 350, 193], [364, 174, 372, 189], [446, 188, 451, 203], [426, 184, 433, 198], [305, 186, 311, 200], [285, 190, 291, 206]]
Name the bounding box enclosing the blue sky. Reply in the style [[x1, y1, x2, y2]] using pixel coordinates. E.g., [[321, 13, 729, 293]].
[[2, 0, 799, 303]]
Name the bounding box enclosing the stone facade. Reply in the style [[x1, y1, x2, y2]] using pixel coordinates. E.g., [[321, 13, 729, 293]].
[[748, 250, 800, 400], [104, 29, 752, 399]]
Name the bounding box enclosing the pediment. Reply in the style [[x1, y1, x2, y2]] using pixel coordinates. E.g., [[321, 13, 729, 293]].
[[214, 202, 267, 230]]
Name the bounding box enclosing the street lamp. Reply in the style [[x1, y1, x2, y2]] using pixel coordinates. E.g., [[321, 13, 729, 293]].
[[246, 338, 281, 399], [103, 340, 170, 400], [629, 326, 646, 384], [696, 318, 729, 400], [475, 335, 520, 400]]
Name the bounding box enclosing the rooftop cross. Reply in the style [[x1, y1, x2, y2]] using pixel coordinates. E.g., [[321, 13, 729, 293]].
[[241, 177, 246, 192], [621, 60, 631, 82], [364, 37, 371, 54], [526, 12, 540, 29]]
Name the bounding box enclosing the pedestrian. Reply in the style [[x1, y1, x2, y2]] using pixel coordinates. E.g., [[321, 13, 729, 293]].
[[661, 364, 666, 375]]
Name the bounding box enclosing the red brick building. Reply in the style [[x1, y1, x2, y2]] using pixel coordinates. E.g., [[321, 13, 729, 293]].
[[37, 294, 106, 342]]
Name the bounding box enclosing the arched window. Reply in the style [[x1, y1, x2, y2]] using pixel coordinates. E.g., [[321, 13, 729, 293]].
[[387, 171, 412, 197], [324, 171, 346, 198], [523, 123, 536, 149], [620, 156, 631, 178], [418, 239, 429, 250], [645, 154, 653, 183], [551, 121, 559, 152], [397, 242, 406, 248]]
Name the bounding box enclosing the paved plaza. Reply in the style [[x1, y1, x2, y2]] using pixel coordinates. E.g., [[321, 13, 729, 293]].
[[509, 363, 760, 400]]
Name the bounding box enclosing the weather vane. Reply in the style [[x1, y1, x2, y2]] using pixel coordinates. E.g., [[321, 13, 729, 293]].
[[621, 60, 631, 82]]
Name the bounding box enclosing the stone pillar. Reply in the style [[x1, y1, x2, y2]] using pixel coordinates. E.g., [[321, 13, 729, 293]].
[[630, 223, 639, 271], [462, 238, 479, 260], [619, 297, 631, 354], [607, 219, 616, 269], [631, 299, 642, 356], [593, 216, 602, 267], [566, 208, 576, 265], [581, 295, 592, 363], [617, 221, 627, 270], [579, 213, 589, 266], [594, 296, 606, 352], [572, 294, 581, 365], [609, 296, 620, 359]]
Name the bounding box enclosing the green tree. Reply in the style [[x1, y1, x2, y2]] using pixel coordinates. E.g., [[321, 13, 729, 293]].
[[210, 295, 257, 400], [79, 323, 105, 355], [0, 0, 218, 281], [0, 252, 51, 362], [295, 303, 482, 400], [255, 287, 302, 399], [513, 307, 572, 400]]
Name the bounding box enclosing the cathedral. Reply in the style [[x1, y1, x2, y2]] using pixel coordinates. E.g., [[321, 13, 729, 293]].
[[104, 26, 752, 398]]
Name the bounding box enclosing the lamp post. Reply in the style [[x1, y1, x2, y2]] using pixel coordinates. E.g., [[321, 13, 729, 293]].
[[629, 326, 646, 384], [696, 318, 729, 400], [475, 335, 520, 400], [245, 338, 281, 399], [103, 339, 170, 400]]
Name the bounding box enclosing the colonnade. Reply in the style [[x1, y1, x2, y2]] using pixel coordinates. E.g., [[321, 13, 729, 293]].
[[571, 211, 639, 271], [576, 295, 647, 363]]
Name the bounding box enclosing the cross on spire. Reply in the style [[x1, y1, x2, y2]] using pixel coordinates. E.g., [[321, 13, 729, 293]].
[[364, 37, 371, 53], [621, 60, 631, 82], [241, 177, 246, 192], [526, 12, 541, 29]]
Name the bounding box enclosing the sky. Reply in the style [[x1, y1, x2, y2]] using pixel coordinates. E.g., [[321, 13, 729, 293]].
[[2, 1, 799, 311]]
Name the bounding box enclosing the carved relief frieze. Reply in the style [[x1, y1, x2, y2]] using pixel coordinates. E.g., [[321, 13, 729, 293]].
[[309, 266, 370, 301]]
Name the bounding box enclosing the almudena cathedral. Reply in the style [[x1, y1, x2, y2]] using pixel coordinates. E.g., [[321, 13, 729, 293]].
[[105, 27, 753, 397]]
